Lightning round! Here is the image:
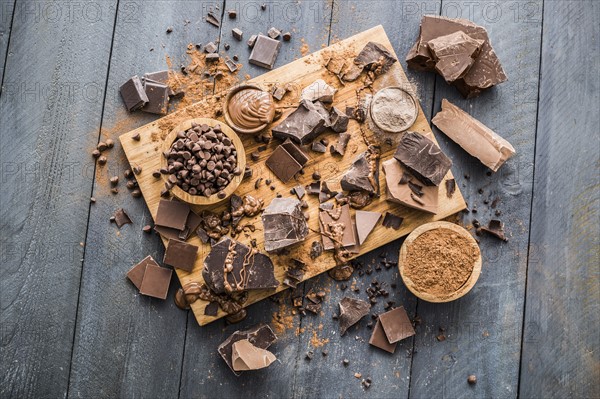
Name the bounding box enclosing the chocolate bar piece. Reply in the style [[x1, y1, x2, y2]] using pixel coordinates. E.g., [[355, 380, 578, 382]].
[[262, 197, 309, 252], [249, 35, 281, 69], [142, 80, 169, 115], [163, 239, 198, 272], [271, 100, 328, 144], [218, 324, 277, 375], [155, 199, 190, 231], [428, 31, 484, 83], [432, 99, 515, 172], [265, 145, 302, 183], [354, 41, 397, 75], [394, 132, 452, 187], [338, 297, 370, 336], [281, 139, 309, 166], [319, 204, 356, 250], [139, 263, 172, 299], [202, 237, 278, 294], [330, 133, 350, 156], [341, 148, 380, 195], [382, 158, 439, 214], [355, 210, 381, 245], [378, 306, 415, 343], [369, 319, 397, 353], [301, 79, 337, 103], [119, 75, 149, 111], [127, 255, 157, 290], [232, 339, 276, 371]]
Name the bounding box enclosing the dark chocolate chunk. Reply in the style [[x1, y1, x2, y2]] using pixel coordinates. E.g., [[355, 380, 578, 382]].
[[139, 263, 172, 299], [265, 140, 308, 183], [261, 197, 309, 252], [247, 34, 258, 48], [310, 241, 323, 259], [126, 255, 156, 290], [271, 100, 328, 145], [119, 75, 149, 112], [382, 212, 403, 230], [293, 185, 306, 200], [113, 208, 132, 228], [341, 147, 380, 195], [267, 27, 281, 39], [479, 219, 508, 241], [202, 237, 278, 293], [445, 178, 456, 198], [329, 107, 349, 133], [142, 80, 169, 115], [354, 42, 397, 75], [249, 35, 281, 69], [218, 324, 277, 375], [232, 28, 243, 41], [204, 42, 218, 53], [427, 31, 484, 83], [282, 32, 292, 41], [338, 297, 370, 335], [206, 11, 220, 27], [225, 57, 238, 73], [155, 199, 190, 231], [204, 301, 219, 316], [311, 141, 327, 153], [163, 239, 198, 272], [394, 131, 452, 186], [330, 133, 350, 156]]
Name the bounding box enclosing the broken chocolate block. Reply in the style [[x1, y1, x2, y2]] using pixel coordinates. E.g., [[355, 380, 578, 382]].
[[202, 237, 278, 294], [427, 31, 484, 83], [394, 132, 451, 187], [378, 306, 415, 343], [163, 239, 198, 272], [479, 219, 508, 241], [119, 75, 149, 112], [341, 146, 380, 195], [142, 80, 169, 115], [329, 107, 349, 133], [354, 41, 398, 75], [113, 208, 132, 228], [271, 100, 328, 145], [338, 297, 370, 335], [301, 79, 337, 103], [218, 324, 277, 375], [262, 197, 309, 252], [382, 158, 439, 214]]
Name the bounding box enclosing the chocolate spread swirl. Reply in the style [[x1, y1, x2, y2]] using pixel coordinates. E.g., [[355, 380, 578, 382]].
[[228, 89, 275, 129]]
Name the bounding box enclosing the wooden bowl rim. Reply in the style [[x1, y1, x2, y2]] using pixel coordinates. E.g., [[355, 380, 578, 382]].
[[161, 117, 246, 206], [398, 221, 482, 303], [222, 84, 273, 135], [369, 86, 418, 133]]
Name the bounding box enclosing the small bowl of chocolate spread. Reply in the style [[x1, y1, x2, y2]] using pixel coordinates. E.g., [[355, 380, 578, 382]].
[[223, 84, 276, 134]]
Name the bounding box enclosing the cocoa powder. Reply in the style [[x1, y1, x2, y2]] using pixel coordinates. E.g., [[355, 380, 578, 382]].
[[404, 228, 479, 297]]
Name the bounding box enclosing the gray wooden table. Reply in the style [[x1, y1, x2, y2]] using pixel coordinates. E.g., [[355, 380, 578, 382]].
[[1, 1, 598, 398]]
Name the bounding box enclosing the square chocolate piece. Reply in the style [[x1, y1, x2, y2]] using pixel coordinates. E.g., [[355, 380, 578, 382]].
[[249, 35, 281, 69], [265, 145, 303, 183], [163, 239, 198, 272], [142, 80, 169, 115], [127, 255, 158, 290], [139, 263, 172, 299], [119, 75, 149, 111], [319, 204, 356, 250], [155, 199, 190, 231], [393, 131, 452, 187], [378, 306, 415, 344], [369, 319, 398, 353]]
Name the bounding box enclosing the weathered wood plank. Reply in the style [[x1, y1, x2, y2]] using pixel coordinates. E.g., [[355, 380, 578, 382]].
[[292, 2, 440, 398], [0, 1, 118, 397], [520, 1, 600, 398], [178, 1, 330, 397], [0, 0, 16, 85], [408, 1, 543, 398], [67, 1, 226, 397]]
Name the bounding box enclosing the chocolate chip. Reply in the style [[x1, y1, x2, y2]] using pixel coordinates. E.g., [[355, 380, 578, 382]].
[[133, 166, 142, 175], [142, 225, 152, 233], [132, 133, 141, 141], [91, 150, 100, 158], [131, 189, 142, 198], [343, 359, 349, 366], [106, 139, 114, 148], [152, 170, 161, 178], [109, 176, 119, 186], [467, 375, 477, 385], [97, 142, 108, 152], [98, 156, 107, 165]]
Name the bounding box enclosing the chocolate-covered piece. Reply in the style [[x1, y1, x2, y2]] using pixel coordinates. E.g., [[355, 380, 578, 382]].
[[218, 324, 277, 375], [382, 212, 403, 230], [338, 297, 370, 335], [163, 239, 198, 272], [262, 197, 309, 252], [382, 158, 439, 214], [202, 237, 278, 294], [127, 255, 157, 290], [355, 210, 381, 245], [249, 35, 281, 69], [432, 99, 515, 172], [301, 79, 337, 103], [394, 132, 451, 187], [341, 146, 380, 195], [406, 15, 507, 97], [271, 100, 328, 145], [113, 208, 132, 228], [354, 41, 397, 75], [319, 204, 356, 250], [119, 75, 149, 111], [139, 263, 172, 300], [155, 199, 190, 231], [379, 306, 415, 343], [427, 31, 484, 83], [142, 80, 169, 115], [232, 339, 277, 371], [369, 319, 397, 353]]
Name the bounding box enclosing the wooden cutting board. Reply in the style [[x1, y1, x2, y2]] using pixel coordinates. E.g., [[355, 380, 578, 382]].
[[119, 25, 466, 326]]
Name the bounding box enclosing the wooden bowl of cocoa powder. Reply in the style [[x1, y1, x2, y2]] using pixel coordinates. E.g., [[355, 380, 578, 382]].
[[399, 221, 482, 303]]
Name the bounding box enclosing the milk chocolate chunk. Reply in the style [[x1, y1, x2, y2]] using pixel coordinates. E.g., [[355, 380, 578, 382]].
[[382, 158, 439, 214], [427, 31, 484, 83], [127, 255, 157, 290], [155, 199, 190, 231], [163, 239, 198, 272], [382, 212, 403, 230], [338, 297, 370, 335], [432, 99, 515, 172], [319, 204, 356, 250], [119, 75, 149, 111], [301, 79, 337, 103], [262, 198, 309, 252], [406, 15, 507, 97], [394, 132, 452, 187], [142, 80, 169, 115], [202, 237, 278, 294], [354, 41, 398, 75], [139, 263, 172, 299], [271, 100, 328, 144], [378, 306, 415, 343], [113, 208, 132, 228], [355, 211, 381, 245], [218, 324, 277, 375], [341, 147, 380, 195], [232, 339, 277, 371], [249, 35, 281, 69], [369, 319, 397, 353]]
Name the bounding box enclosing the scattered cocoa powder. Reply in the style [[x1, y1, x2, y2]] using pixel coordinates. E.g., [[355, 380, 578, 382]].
[[404, 228, 479, 297]]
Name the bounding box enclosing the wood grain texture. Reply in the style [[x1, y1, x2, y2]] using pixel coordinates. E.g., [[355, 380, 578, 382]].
[[120, 24, 466, 326], [67, 2, 226, 397], [0, 0, 15, 85], [409, 1, 543, 398], [520, 1, 600, 398], [292, 3, 440, 398], [0, 1, 117, 397]]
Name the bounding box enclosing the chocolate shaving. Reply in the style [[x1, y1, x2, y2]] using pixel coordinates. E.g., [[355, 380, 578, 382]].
[[408, 181, 424, 197]]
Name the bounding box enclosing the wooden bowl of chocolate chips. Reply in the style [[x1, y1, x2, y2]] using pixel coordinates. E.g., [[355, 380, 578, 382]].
[[161, 118, 246, 206], [399, 221, 482, 303]]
